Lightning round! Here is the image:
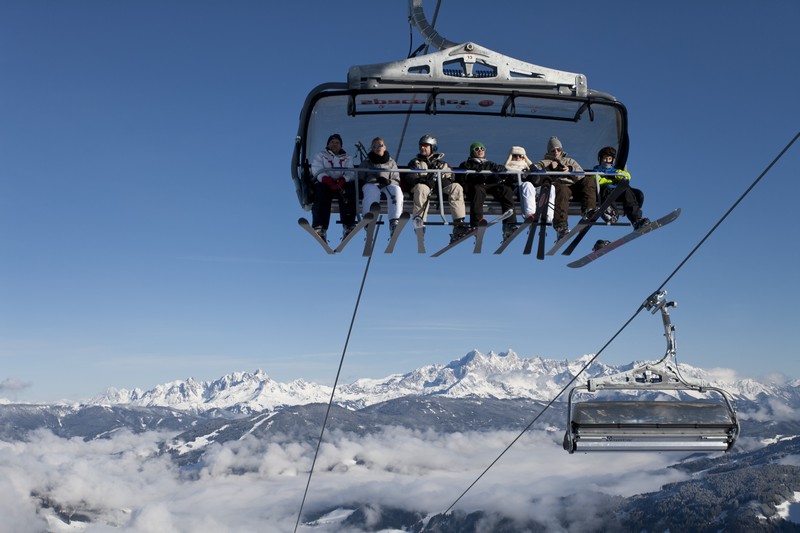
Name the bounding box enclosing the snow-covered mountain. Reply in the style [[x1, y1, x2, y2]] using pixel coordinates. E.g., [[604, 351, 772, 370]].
[[90, 349, 800, 414]]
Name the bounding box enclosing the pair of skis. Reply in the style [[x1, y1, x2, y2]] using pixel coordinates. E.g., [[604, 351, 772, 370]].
[[545, 181, 630, 257], [429, 209, 514, 257], [493, 181, 553, 259], [299, 203, 412, 256]]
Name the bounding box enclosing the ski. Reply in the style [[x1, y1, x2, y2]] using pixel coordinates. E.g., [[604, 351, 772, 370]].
[[522, 219, 540, 255], [298, 218, 336, 254], [333, 202, 380, 254], [567, 208, 681, 268], [472, 220, 489, 254], [431, 210, 512, 257], [546, 182, 629, 257], [493, 218, 533, 254], [384, 212, 411, 254], [533, 182, 552, 260], [413, 217, 426, 254], [360, 203, 382, 256]]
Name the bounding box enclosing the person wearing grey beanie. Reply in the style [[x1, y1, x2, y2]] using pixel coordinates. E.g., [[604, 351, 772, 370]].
[[531, 136, 594, 240]]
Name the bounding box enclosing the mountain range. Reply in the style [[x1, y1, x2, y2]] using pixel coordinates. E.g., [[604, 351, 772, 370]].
[[88, 349, 800, 414]]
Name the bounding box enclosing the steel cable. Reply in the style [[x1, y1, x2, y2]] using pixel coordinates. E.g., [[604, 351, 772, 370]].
[[293, 221, 382, 532]]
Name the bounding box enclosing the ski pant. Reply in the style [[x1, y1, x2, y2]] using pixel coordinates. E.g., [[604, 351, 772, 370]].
[[312, 180, 357, 230], [361, 183, 404, 219], [519, 182, 555, 222], [601, 184, 644, 223], [412, 182, 466, 222], [553, 177, 597, 229], [466, 183, 516, 226]]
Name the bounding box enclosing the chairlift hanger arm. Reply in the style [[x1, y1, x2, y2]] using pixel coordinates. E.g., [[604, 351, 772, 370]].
[[408, 0, 457, 51]]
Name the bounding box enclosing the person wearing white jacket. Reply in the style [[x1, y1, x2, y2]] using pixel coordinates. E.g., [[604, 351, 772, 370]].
[[504, 145, 554, 223], [310, 133, 357, 242], [359, 137, 404, 235]]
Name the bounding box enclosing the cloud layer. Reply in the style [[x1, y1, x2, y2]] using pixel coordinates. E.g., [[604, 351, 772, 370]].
[[0, 427, 690, 532]]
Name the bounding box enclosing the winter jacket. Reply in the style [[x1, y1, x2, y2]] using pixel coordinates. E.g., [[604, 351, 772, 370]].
[[359, 151, 401, 187], [311, 149, 354, 182], [532, 152, 584, 185], [406, 153, 453, 190], [457, 157, 509, 186], [593, 164, 632, 187]]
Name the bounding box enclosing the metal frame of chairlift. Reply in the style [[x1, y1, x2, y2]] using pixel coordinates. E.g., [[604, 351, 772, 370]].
[[291, 0, 630, 221], [563, 291, 740, 453]]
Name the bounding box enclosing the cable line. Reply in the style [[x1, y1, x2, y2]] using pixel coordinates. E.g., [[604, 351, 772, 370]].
[[440, 130, 800, 517], [294, 223, 382, 533]]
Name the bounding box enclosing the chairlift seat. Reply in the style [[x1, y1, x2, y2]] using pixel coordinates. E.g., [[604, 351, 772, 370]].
[[567, 400, 739, 452]]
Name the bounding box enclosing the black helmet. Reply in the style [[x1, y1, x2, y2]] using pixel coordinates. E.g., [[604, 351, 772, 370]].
[[419, 135, 438, 152], [598, 146, 617, 162]]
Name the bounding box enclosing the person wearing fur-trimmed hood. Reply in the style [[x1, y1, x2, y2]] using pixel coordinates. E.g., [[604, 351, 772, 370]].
[[505, 145, 554, 223]]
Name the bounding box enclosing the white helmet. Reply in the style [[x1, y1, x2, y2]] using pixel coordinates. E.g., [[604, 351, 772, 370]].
[[418, 135, 438, 152]]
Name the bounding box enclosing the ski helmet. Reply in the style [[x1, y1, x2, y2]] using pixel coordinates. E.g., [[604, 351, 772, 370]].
[[419, 135, 438, 152], [598, 146, 617, 162]]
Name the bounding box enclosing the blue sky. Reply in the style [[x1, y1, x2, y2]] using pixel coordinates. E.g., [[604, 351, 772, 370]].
[[1, 0, 799, 403]]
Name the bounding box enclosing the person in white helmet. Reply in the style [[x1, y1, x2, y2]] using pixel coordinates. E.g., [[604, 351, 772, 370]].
[[407, 135, 468, 243]]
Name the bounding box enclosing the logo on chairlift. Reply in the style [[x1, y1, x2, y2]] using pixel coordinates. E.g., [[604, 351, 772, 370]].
[[359, 97, 481, 109]]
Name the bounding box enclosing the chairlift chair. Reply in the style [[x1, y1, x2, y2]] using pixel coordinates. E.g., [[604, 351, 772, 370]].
[[563, 292, 740, 453], [291, 0, 630, 224]]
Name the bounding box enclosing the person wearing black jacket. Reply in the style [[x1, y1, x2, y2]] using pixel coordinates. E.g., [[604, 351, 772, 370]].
[[457, 142, 518, 240]]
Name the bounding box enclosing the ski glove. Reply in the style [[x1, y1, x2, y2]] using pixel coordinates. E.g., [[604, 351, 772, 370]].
[[412, 160, 428, 179], [377, 176, 390, 187], [321, 176, 336, 189]]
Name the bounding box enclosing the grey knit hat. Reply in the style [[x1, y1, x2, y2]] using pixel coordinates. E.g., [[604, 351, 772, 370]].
[[546, 136, 563, 153]]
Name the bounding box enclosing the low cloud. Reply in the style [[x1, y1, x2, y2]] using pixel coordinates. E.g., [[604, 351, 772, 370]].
[[0, 426, 691, 532], [739, 397, 798, 422], [0, 377, 32, 394]]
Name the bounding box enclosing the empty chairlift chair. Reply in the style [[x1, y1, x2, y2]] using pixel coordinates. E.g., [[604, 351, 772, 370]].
[[563, 292, 740, 453]]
